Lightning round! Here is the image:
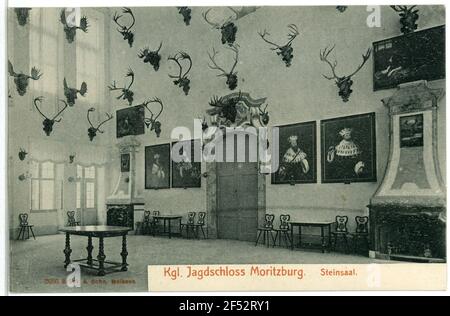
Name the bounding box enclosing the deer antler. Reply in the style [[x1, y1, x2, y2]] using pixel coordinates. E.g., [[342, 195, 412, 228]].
[[390, 5, 417, 13], [227, 6, 259, 21], [53, 100, 69, 121], [113, 7, 135, 32], [258, 29, 281, 49], [125, 68, 135, 90], [143, 97, 164, 122], [207, 48, 228, 76], [202, 9, 222, 29], [168, 52, 192, 79], [286, 24, 299, 45], [88, 108, 113, 133], [319, 45, 340, 80], [347, 48, 372, 78], [33, 96, 49, 119]]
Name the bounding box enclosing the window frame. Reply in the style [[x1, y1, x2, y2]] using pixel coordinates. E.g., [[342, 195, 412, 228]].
[[30, 161, 56, 212]]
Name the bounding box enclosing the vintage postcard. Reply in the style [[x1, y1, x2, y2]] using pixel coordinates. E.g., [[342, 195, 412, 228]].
[[4, 1, 447, 296]]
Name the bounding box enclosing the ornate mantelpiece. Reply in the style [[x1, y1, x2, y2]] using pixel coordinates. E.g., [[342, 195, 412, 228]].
[[369, 80, 445, 262], [106, 136, 144, 230]]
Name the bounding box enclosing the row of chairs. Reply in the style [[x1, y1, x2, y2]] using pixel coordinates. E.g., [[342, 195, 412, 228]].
[[181, 211, 207, 239], [256, 214, 369, 254]]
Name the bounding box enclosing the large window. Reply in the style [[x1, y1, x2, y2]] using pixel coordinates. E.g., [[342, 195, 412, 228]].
[[76, 165, 96, 210], [31, 161, 55, 211]]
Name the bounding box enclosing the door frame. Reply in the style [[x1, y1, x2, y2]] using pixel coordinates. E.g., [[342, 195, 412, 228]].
[[205, 131, 266, 239]]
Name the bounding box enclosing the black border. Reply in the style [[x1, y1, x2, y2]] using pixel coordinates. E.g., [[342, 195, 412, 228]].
[[171, 139, 202, 189], [320, 112, 377, 184], [145, 143, 171, 190], [271, 120, 317, 185]]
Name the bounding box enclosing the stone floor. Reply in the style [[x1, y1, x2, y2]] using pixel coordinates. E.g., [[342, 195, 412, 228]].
[[10, 234, 387, 293]]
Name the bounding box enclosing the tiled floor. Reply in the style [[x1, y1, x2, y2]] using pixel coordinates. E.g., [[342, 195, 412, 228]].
[[10, 234, 386, 293]]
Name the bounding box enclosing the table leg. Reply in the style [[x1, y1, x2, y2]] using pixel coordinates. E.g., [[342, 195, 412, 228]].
[[121, 234, 128, 271], [321, 226, 325, 253], [163, 219, 167, 236], [63, 233, 72, 268], [86, 236, 94, 266], [298, 226, 302, 248], [179, 218, 182, 237], [97, 237, 106, 276], [328, 224, 332, 252], [168, 219, 172, 239], [290, 225, 294, 250]]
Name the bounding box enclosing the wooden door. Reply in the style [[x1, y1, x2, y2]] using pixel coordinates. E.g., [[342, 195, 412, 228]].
[[216, 133, 258, 241]]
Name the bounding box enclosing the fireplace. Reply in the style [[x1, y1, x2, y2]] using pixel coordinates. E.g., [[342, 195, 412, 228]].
[[369, 81, 446, 262]]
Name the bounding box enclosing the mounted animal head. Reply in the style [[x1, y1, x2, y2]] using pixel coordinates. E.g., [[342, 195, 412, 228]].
[[177, 7, 192, 26], [113, 7, 135, 47], [63, 78, 87, 106], [33, 97, 68, 136], [8, 60, 43, 96], [319, 45, 371, 102], [18, 148, 28, 161], [138, 42, 162, 71], [142, 97, 164, 137], [202, 7, 259, 46], [87, 108, 113, 141], [15, 8, 32, 26], [259, 104, 270, 125], [60, 9, 89, 43], [258, 24, 300, 67], [108, 68, 135, 105], [168, 52, 192, 96], [336, 6, 348, 13], [391, 5, 419, 34], [207, 92, 242, 124], [207, 44, 239, 90]]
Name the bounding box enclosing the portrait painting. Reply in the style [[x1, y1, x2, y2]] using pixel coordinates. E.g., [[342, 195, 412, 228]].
[[171, 140, 202, 188], [121, 153, 130, 172], [145, 143, 170, 189], [321, 113, 376, 183], [116, 105, 145, 138], [373, 25, 445, 91], [400, 114, 423, 148], [271, 121, 317, 184]]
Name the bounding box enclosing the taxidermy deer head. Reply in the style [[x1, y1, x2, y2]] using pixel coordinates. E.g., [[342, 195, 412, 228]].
[[15, 8, 32, 26], [18, 148, 28, 161], [202, 7, 259, 46], [108, 68, 135, 105], [8, 60, 43, 96], [87, 108, 113, 141], [319, 45, 371, 102], [207, 44, 239, 90], [63, 78, 87, 106], [113, 7, 135, 47], [33, 97, 68, 136], [142, 98, 164, 137], [391, 5, 419, 34], [138, 42, 162, 71], [258, 24, 300, 67], [60, 9, 89, 43], [259, 104, 270, 125], [207, 92, 242, 124], [168, 52, 192, 96], [178, 7, 191, 26], [336, 6, 348, 13]]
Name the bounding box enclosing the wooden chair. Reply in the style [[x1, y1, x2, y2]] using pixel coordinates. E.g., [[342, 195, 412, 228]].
[[331, 215, 350, 253], [351, 216, 369, 255], [191, 212, 207, 239], [181, 211, 196, 239], [273, 214, 292, 248], [17, 213, 36, 240], [255, 214, 275, 247], [140, 210, 152, 235], [66, 211, 80, 226], [150, 210, 161, 236]]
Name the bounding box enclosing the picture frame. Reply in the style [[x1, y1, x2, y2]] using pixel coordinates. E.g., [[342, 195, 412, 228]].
[[116, 105, 145, 138], [171, 139, 202, 188], [120, 153, 130, 172], [321, 113, 377, 183], [145, 143, 170, 189], [373, 25, 445, 91], [271, 121, 317, 184]]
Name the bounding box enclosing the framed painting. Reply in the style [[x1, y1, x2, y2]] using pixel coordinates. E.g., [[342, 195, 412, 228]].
[[116, 105, 145, 138], [171, 140, 202, 188], [145, 143, 170, 189], [321, 113, 376, 183], [400, 114, 423, 148], [121, 153, 130, 172], [373, 25, 445, 91], [271, 121, 317, 184]]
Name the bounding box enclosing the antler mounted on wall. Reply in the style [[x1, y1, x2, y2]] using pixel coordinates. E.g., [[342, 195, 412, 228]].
[[87, 108, 113, 141], [141, 97, 164, 137], [138, 42, 163, 71], [168, 52, 192, 96], [33, 97, 68, 136], [8, 60, 43, 96], [60, 9, 89, 43], [15, 8, 32, 26], [113, 7, 136, 47], [202, 6, 259, 46], [391, 5, 419, 34], [319, 45, 372, 102], [258, 24, 300, 67], [108, 68, 135, 105], [207, 44, 239, 90], [177, 7, 192, 26], [64, 78, 87, 106]]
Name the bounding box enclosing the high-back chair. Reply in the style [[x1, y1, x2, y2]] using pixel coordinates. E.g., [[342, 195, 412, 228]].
[[67, 211, 80, 226], [331, 215, 350, 253], [181, 212, 196, 239], [193, 211, 207, 239], [255, 214, 275, 247], [17, 213, 36, 240], [273, 214, 292, 248], [351, 216, 369, 255]]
